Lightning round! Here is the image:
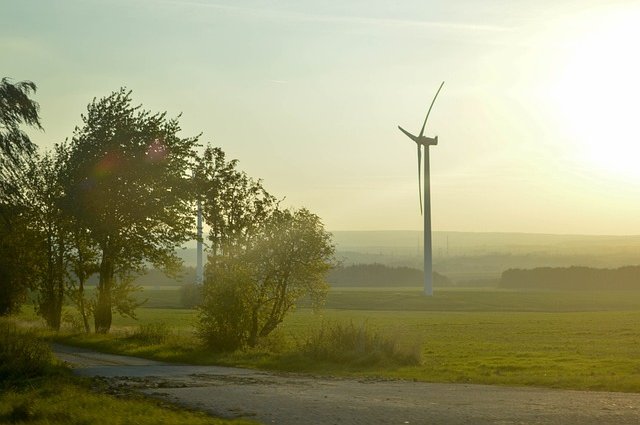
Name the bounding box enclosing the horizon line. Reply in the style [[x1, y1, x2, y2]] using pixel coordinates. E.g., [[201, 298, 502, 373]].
[[326, 230, 640, 237]]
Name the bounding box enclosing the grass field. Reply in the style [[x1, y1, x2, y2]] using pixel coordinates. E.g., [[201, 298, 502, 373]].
[[0, 318, 255, 425], [39, 287, 640, 393], [137, 286, 640, 312]]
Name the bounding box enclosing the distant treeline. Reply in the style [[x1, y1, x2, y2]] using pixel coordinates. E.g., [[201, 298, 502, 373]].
[[500, 266, 640, 290], [327, 263, 451, 287]]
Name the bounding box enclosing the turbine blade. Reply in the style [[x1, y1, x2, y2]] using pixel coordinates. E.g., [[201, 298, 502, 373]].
[[398, 125, 419, 143], [419, 81, 445, 138], [418, 145, 423, 216]]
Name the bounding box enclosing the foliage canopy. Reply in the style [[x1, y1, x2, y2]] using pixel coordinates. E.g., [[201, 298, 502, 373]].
[[63, 88, 199, 332], [0, 78, 42, 202]]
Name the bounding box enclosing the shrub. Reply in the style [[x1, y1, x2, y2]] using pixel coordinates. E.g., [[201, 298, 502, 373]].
[[180, 283, 203, 308], [0, 320, 52, 383], [128, 322, 174, 345], [298, 321, 423, 367], [61, 311, 85, 333], [196, 267, 252, 352]]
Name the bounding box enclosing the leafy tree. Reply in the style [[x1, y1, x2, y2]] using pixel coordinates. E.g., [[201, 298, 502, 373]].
[[0, 204, 36, 315], [242, 208, 334, 346], [54, 142, 100, 332], [0, 78, 42, 203], [23, 144, 100, 331], [26, 150, 69, 330], [0, 77, 42, 314], [62, 89, 198, 333], [199, 207, 335, 350], [195, 145, 277, 257]]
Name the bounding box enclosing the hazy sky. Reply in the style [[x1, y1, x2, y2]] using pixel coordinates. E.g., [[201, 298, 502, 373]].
[[3, 0, 640, 234]]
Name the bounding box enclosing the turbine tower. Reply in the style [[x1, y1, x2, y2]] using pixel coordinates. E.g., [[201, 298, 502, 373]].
[[195, 198, 203, 285], [192, 169, 204, 285], [398, 81, 444, 296]]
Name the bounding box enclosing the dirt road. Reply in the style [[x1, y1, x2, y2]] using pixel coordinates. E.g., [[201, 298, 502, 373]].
[[53, 344, 640, 424]]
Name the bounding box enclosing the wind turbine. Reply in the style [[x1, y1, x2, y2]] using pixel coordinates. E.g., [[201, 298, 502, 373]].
[[398, 81, 444, 296]]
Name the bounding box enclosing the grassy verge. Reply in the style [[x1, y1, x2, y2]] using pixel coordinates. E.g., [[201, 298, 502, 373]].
[[48, 308, 640, 393], [0, 377, 256, 425], [20, 288, 640, 393], [0, 319, 256, 425]]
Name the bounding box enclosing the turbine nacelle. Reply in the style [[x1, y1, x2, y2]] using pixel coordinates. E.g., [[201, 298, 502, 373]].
[[423, 135, 438, 146], [398, 126, 438, 146]]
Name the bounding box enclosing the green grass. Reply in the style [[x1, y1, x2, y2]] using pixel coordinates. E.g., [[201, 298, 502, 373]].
[[320, 287, 640, 312], [0, 376, 257, 425], [0, 318, 256, 425], [27, 288, 640, 393]]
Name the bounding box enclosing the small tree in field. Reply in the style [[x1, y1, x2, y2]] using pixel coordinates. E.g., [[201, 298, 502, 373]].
[[198, 207, 335, 351]]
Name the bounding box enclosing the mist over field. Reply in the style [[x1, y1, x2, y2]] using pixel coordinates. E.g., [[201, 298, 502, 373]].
[[172, 230, 640, 285]]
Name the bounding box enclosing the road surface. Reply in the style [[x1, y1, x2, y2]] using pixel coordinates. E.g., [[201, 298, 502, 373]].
[[53, 344, 640, 424]]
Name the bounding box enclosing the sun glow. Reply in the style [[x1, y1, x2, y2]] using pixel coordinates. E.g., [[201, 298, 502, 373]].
[[548, 7, 640, 180]]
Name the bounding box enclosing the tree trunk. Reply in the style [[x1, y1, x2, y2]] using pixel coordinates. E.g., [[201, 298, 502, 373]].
[[73, 231, 92, 333], [41, 229, 64, 331], [78, 279, 90, 333], [248, 306, 259, 347], [94, 247, 114, 334], [53, 232, 65, 331]]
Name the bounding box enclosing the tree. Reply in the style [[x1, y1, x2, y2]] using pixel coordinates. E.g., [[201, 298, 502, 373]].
[[0, 204, 36, 315], [26, 150, 69, 330], [195, 145, 278, 257], [0, 78, 42, 203], [241, 208, 335, 347], [21, 143, 99, 331], [53, 142, 100, 332], [62, 89, 198, 333], [198, 206, 335, 350], [0, 77, 42, 314]]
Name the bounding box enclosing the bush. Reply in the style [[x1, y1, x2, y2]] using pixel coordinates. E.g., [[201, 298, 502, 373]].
[[197, 268, 252, 352], [180, 283, 203, 308], [61, 311, 85, 333], [298, 321, 423, 367], [0, 320, 52, 383], [128, 322, 174, 345]]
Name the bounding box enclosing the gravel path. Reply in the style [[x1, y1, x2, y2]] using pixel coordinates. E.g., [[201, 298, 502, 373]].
[[53, 344, 640, 424]]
